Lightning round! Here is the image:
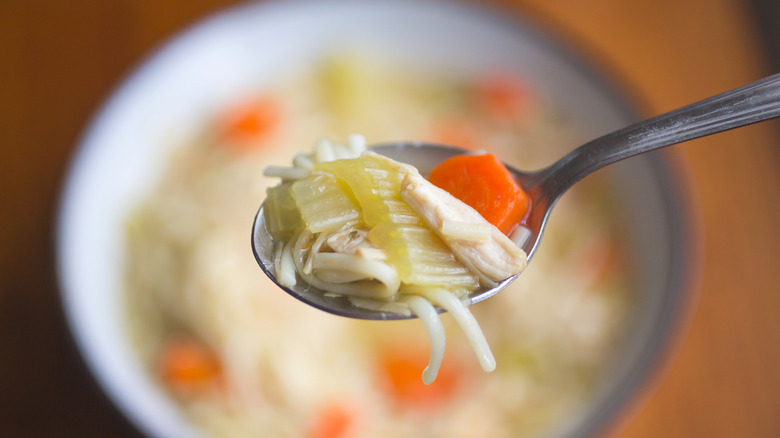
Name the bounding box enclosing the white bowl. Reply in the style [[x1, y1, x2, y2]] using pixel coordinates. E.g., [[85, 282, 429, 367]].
[[57, 1, 696, 437]]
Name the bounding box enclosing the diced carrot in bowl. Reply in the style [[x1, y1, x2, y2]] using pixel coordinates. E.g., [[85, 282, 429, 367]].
[[158, 335, 222, 394], [218, 95, 281, 147], [378, 348, 462, 408], [474, 74, 534, 121], [309, 403, 355, 438], [428, 118, 481, 151]]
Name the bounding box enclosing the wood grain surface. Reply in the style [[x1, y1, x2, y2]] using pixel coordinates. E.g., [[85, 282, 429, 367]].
[[1, 0, 778, 437]]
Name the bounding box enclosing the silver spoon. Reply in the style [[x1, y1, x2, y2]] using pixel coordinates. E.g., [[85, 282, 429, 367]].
[[252, 73, 780, 320]]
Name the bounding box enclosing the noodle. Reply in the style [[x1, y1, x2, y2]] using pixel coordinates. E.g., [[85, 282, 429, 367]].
[[277, 239, 297, 288], [291, 230, 401, 298], [404, 295, 446, 385], [262, 166, 310, 180], [312, 253, 401, 295], [418, 288, 496, 372]]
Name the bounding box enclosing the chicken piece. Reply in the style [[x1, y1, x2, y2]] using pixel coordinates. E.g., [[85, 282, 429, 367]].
[[326, 228, 370, 254], [325, 228, 388, 262], [400, 171, 527, 287]]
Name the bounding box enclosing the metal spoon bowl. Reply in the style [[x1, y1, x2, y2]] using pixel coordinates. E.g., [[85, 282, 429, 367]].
[[252, 73, 780, 321]]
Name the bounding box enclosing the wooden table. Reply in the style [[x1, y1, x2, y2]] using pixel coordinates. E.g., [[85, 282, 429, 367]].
[[2, 0, 778, 436]]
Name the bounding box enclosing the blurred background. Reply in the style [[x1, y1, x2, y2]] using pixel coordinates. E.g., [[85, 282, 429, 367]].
[[1, 0, 779, 437]]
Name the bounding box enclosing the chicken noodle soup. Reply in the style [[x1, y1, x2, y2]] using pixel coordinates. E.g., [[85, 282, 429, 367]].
[[124, 56, 631, 437], [262, 137, 527, 383]]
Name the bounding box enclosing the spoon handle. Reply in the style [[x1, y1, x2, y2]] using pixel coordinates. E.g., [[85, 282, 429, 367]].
[[537, 72, 780, 200]]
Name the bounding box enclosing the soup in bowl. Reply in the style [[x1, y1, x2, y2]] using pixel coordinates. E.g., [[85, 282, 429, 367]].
[[58, 1, 696, 437]]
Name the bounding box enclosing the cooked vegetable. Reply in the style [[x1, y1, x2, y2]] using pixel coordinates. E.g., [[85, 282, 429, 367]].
[[427, 153, 530, 235], [320, 56, 371, 121], [379, 346, 461, 407], [316, 153, 479, 290], [159, 336, 221, 393], [428, 118, 480, 150], [292, 173, 361, 233], [371, 221, 479, 291], [264, 183, 302, 239], [474, 74, 533, 121], [314, 152, 415, 227], [309, 403, 354, 438], [218, 96, 281, 145]]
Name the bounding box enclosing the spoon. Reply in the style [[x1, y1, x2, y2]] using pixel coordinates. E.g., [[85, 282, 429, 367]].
[[252, 73, 780, 320]]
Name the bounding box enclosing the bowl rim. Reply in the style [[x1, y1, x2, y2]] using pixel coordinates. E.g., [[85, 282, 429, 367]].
[[55, 1, 701, 437]]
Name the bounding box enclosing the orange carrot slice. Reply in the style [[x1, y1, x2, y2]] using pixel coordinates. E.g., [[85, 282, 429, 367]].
[[428, 118, 481, 151], [474, 74, 534, 121], [309, 403, 354, 438], [379, 348, 460, 408], [428, 153, 530, 235], [159, 336, 221, 394], [218, 96, 281, 146]]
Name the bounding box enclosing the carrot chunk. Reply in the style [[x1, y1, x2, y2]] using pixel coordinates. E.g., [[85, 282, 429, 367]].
[[428, 153, 530, 235], [474, 74, 534, 121], [309, 403, 354, 438], [428, 118, 481, 151], [159, 336, 221, 394], [379, 349, 460, 408], [218, 96, 281, 146]]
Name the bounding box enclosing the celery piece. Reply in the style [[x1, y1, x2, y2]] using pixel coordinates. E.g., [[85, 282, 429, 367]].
[[370, 222, 479, 290], [313, 158, 376, 222], [264, 183, 302, 240], [319, 56, 376, 127], [317, 153, 478, 291], [314, 152, 414, 226], [291, 173, 361, 233]]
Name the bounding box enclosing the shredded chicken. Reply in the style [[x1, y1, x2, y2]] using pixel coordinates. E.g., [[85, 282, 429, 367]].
[[326, 228, 370, 254], [400, 171, 527, 287]]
